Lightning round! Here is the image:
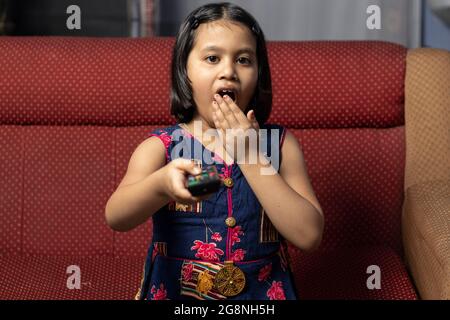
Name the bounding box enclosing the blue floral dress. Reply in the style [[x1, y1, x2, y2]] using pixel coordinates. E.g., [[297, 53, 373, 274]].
[[136, 123, 298, 300]]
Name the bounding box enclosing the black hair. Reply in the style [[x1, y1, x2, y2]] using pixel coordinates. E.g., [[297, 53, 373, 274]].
[[170, 2, 272, 125]]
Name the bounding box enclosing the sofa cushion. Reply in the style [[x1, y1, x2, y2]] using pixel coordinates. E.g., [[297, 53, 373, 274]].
[[289, 245, 418, 299], [0, 125, 154, 258], [0, 245, 417, 300], [0, 37, 176, 126], [290, 127, 406, 254], [0, 254, 144, 300], [268, 41, 406, 129]]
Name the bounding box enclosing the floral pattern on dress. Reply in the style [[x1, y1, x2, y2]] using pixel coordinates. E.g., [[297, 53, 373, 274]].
[[230, 225, 244, 246], [258, 263, 272, 282], [230, 248, 246, 262], [157, 131, 172, 150], [266, 281, 286, 300], [229, 225, 246, 261], [211, 232, 222, 242], [149, 130, 172, 162], [203, 219, 222, 244], [258, 263, 287, 300], [191, 240, 224, 262], [143, 124, 297, 300], [181, 263, 194, 282], [150, 283, 168, 300]]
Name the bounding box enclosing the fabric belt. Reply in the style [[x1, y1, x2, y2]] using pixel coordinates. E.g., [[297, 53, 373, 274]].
[[162, 253, 279, 299]]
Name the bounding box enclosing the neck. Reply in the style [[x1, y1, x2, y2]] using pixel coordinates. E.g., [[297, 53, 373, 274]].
[[182, 113, 216, 140], [180, 113, 231, 163]]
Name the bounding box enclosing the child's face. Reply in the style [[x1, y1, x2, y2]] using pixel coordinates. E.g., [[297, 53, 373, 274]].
[[187, 19, 258, 127]]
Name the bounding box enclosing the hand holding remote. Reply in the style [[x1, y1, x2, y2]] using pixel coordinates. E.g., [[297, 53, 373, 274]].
[[162, 158, 212, 204], [186, 165, 222, 196]]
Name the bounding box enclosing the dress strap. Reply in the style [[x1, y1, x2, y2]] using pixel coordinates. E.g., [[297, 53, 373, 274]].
[[148, 128, 173, 164]]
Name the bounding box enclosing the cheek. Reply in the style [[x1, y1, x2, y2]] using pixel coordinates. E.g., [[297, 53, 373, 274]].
[[190, 84, 205, 106], [190, 73, 213, 99], [187, 62, 206, 98]]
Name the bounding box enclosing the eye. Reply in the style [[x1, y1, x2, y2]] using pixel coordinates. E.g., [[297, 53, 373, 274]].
[[206, 56, 219, 63], [237, 57, 252, 65]]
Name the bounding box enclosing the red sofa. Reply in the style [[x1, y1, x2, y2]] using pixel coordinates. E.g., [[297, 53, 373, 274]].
[[1, 37, 449, 300]]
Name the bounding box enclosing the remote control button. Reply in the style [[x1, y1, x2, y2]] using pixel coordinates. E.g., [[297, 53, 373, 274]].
[[223, 177, 234, 188], [225, 217, 236, 227]]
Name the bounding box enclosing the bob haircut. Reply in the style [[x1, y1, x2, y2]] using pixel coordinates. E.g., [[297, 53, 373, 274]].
[[170, 2, 272, 125]]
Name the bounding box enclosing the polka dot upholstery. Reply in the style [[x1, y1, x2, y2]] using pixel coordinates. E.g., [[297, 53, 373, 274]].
[[289, 127, 406, 254], [0, 126, 22, 255], [288, 246, 418, 300], [267, 41, 406, 129], [0, 254, 145, 300], [0, 37, 176, 126], [0, 37, 418, 299], [22, 126, 114, 256]]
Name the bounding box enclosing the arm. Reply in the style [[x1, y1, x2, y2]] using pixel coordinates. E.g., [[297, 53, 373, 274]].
[[211, 94, 324, 251], [105, 136, 209, 232], [105, 137, 171, 232], [239, 130, 324, 251]]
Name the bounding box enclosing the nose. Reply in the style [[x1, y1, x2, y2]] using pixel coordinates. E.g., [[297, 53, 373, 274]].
[[219, 59, 238, 81]]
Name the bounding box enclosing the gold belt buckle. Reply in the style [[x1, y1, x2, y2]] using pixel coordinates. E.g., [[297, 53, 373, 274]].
[[214, 260, 246, 297]]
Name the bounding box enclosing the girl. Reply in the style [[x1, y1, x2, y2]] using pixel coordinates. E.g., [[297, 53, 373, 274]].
[[105, 2, 324, 300]]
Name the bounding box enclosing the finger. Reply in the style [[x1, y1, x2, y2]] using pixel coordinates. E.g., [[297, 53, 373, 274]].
[[175, 195, 201, 205], [213, 100, 230, 130], [212, 111, 223, 133], [247, 110, 260, 130], [173, 158, 202, 175], [212, 110, 227, 146], [223, 95, 250, 126], [221, 94, 243, 127], [190, 195, 202, 202], [172, 178, 193, 200], [214, 94, 238, 128]]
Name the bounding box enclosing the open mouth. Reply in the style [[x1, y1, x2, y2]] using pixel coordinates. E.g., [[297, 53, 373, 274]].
[[217, 89, 236, 102]]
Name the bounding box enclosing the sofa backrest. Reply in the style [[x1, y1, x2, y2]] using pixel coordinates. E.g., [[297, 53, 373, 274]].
[[0, 37, 407, 258]]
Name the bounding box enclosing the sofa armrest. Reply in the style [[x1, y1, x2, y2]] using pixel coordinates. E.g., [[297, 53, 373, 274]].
[[402, 179, 450, 299], [404, 48, 450, 191]]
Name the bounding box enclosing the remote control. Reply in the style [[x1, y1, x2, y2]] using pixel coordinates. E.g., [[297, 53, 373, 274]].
[[186, 165, 222, 196]]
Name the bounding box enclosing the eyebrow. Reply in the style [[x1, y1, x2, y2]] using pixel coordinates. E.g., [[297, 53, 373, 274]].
[[200, 45, 256, 55]]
